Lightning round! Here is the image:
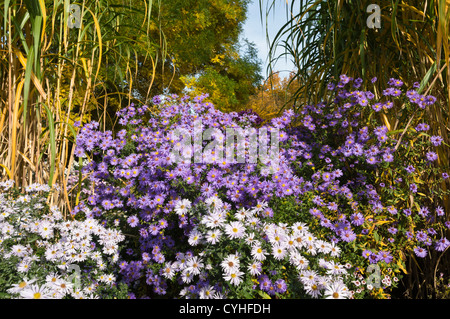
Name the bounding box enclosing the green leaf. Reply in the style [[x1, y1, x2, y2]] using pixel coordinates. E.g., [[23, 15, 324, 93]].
[[373, 230, 380, 242], [22, 45, 34, 127], [42, 103, 56, 188], [417, 61, 437, 94], [257, 290, 271, 299]]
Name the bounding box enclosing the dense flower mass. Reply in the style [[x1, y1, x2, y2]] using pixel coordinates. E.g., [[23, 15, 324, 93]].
[[68, 75, 450, 298], [160, 196, 352, 299], [3, 73, 448, 299], [0, 181, 127, 299]]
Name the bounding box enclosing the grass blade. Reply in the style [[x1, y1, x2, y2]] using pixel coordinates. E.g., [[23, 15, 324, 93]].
[[42, 103, 56, 188]]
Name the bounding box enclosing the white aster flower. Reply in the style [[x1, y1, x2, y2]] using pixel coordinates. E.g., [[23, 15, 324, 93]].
[[174, 199, 191, 216], [199, 285, 216, 299], [19, 284, 53, 299], [251, 245, 267, 261], [248, 261, 262, 276], [224, 221, 245, 239], [324, 280, 349, 299], [205, 196, 223, 211], [185, 256, 204, 275], [205, 229, 222, 244], [7, 278, 37, 294], [223, 269, 244, 286], [221, 254, 240, 274], [271, 244, 288, 260], [188, 228, 203, 246]]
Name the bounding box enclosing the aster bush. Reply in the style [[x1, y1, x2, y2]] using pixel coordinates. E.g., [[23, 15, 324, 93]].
[[69, 74, 450, 299], [0, 180, 128, 299], [162, 196, 352, 299], [286, 75, 450, 298], [71, 93, 358, 298]]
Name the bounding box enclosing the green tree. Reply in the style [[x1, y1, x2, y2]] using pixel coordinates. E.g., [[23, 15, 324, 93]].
[[132, 0, 263, 111], [182, 40, 263, 112]]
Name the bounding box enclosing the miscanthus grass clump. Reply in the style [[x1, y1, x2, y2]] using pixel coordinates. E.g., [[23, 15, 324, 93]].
[[0, 180, 128, 299]]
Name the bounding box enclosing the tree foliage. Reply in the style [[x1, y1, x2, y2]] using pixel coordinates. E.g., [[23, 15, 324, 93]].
[[246, 72, 301, 119], [135, 0, 263, 112]]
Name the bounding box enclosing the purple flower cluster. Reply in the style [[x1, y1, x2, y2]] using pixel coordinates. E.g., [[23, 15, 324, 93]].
[[73, 94, 309, 297], [72, 75, 450, 298]]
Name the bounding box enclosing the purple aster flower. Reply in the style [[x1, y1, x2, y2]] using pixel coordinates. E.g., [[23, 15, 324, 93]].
[[353, 77, 363, 88], [387, 227, 398, 235], [391, 88, 402, 97], [327, 202, 338, 211], [366, 156, 378, 165], [371, 77, 377, 83], [383, 87, 394, 96], [320, 218, 333, 228], [312, 196, 325, 206], [101, 199, 115, 210], [322, 172, 333, 182], [388, 78, 403, 87], [443, 172, 449, 180], [405, 165, 415, 174], [378, 250, 393, 263], [436, 206, 445, 216], [418, 206, 430, 217], [274, 279, 288, 294], [430, 135, 443, 146], [341, 229, 356, 242], [414, 246, 427, 258], [425, 95, 437, 105], [259, 275, 272, 292], [333, 169, 343, 178], [372, 103, 383, 112], [152, 95, 162, 104], [139, 228, 149, 238], [148, 224, 160, 235], [383, 152, 394, 162], [368, 252, 380, 264], [406, 89, 418, 99], [416, 231, 428, 242], [350, 212, 365, 226], [435, 238, 450, 252], [426, 151, 438, 162], [127, 215, 139, 227], [358, 96, 369, 106], [415, 123, 430, 131], [309, 207, 322, 217], [410, 183, 418, 193], [362, 249, 373, 259], [339, 74, 350, 84], [262, 207, 274, 218], [387, 206, 398, 215]]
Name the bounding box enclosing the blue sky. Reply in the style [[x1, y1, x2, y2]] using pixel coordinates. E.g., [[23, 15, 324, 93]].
[[240, 0, 295, 80]]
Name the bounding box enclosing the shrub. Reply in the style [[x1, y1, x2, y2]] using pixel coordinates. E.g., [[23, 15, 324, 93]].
[[70, 75, 450, 299], [0, 180, 128, 299]]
